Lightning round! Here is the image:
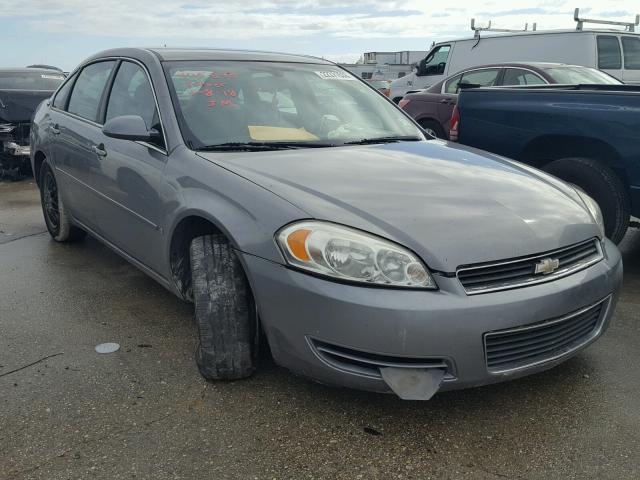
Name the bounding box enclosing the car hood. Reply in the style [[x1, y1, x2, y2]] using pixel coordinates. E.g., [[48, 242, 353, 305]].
[[198, 141, 598, 272]]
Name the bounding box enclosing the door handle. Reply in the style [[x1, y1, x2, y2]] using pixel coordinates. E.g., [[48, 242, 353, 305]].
[[440, 99, 450, 104], [91, 144, 107, 157], [50, 124, 60, 135]]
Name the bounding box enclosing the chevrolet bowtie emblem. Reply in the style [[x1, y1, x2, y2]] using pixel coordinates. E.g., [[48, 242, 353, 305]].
[[535, 257, 560, 275]]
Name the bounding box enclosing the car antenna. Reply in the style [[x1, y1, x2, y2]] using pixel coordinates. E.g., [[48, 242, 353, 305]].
[[574, 8, 639, 32]]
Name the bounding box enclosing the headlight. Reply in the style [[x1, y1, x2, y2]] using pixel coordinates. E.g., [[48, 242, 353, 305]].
[[276, 221, 437, 289], [574, 188, 605, 237], [0, 123, 16, 134]]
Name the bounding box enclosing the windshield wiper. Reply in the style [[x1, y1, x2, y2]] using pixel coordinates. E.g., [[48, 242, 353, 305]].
[[343, 136, 423, 145], [197, 141, 335, 152]]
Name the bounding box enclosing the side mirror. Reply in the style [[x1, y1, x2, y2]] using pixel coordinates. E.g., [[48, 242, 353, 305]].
[[103, 115, 157, 142], [416, 59, 427, 76]]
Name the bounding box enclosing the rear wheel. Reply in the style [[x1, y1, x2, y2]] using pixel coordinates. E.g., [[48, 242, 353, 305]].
[[419, 119, 446, 139], [190, 234, 257, 380], [543, 157, 630, 244], [39, 160, 86, 242]]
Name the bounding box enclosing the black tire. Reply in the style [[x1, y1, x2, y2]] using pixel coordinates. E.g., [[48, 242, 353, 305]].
[[39, 160, 86, 242], [190, 234, 257, 380], [543, 157, 630, 244], [419, 119, 446, 139]]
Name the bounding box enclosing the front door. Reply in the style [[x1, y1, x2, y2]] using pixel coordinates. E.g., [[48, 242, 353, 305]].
[[88, 60, 169, 274]]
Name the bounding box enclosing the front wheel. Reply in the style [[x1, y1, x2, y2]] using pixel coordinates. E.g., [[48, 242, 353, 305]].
[[190, 234, 257, 380], [543, 157, 630, 244], [39, 160, 86, 242]]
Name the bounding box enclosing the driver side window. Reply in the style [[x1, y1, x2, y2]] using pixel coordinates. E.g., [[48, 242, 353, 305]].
[[106, 61, 164, 148], [420, 45, 451, 76]]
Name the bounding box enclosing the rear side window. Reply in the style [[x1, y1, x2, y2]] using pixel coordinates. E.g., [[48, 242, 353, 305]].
[[52, 74, 75, 109], [597, 36, 622, 69], [502, 69, 546, 86], [622, 37, 640, 70], [67, 61, 116, 122]]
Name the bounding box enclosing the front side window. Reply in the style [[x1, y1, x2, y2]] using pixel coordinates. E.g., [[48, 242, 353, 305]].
[[458, 69, 501, 90], [622, 36, 640, 70], [502, 69, 546, 86], [597, 36, 622, 70], [67, 61, 116, 122], [444, 73, 463, 93], [106, 61, 164, 147], [164, 61, 422, 149], [543, 66, 622, 84], [420, 46, 451, 76]]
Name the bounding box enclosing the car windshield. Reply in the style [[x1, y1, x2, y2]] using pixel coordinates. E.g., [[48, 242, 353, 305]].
[[543, 66, 622, 85], [163, 61, 423, 150], [0, 71, 65, 90]]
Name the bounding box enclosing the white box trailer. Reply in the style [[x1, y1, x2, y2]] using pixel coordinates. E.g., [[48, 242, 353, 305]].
[[390, 10, 640, 101]]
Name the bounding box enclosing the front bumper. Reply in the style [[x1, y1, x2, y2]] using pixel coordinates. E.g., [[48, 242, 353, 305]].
[[242, 238, 622, 396]]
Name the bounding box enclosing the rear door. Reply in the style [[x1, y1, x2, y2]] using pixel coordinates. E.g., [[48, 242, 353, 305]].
[[596, 35, 624, 81], [438, 68, 501, 131], [90, 60, 168, 273], [52, 60, 116, 229], [621, 36, 640, 84]]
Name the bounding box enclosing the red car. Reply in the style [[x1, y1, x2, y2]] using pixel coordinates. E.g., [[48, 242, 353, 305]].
[[399, 62, 621, 139]]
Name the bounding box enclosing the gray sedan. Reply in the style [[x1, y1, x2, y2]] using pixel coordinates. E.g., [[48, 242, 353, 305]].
[[31, 48, 622, 400]]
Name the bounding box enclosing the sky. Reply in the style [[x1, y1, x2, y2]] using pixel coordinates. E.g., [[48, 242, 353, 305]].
[[1, 1, 638, 71]]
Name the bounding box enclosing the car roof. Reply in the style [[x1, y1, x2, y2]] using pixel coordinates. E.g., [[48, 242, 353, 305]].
[[434, 28, 640, 45], [0, 67, 65, 74], [85, 47, 334, 65]]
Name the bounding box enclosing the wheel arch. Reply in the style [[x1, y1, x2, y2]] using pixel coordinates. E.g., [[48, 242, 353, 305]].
[[33, 150, 47, 187], [167, 210, 233, 301], [519, 135, 628, 187]]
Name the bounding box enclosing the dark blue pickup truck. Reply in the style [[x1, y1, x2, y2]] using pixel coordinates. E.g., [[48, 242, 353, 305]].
[[452, 85, 640, 243]]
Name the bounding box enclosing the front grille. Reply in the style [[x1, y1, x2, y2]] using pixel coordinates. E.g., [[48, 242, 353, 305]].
[[484, 297, 608, 373], [457, 239, 602, 294], [309, 338, 455, 379]]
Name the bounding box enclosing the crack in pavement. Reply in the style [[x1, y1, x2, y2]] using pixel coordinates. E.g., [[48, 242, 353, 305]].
[[0, 353, 64, 379]]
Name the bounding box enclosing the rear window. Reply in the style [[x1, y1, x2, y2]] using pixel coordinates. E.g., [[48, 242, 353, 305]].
[[597, 36, 622, 70], [543, 66, 621, 85], [0, 71, 65, 90], [622, 37, 640, 70]]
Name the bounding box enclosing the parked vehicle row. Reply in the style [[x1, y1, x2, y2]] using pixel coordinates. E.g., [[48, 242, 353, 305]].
[[398, 62, 622, 139], [390, 21, 640, 102], [29, 47, 622, 400]]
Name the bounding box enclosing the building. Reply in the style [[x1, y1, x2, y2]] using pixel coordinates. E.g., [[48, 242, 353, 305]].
[[340, 50, 429, 81]]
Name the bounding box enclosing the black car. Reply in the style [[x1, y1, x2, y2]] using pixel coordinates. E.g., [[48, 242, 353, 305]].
[[0, 67, 65, 177]]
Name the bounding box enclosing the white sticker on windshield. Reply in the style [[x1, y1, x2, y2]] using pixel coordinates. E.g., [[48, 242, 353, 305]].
[[314, 71, 356, 81], [41, 74, 64, 80]]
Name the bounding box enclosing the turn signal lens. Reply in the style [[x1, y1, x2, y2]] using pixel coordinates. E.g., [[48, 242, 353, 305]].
[[276, 221, 437, 289], [286, 228, 311, 261]]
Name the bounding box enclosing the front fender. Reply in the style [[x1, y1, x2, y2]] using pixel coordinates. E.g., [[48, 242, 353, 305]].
[[165, 152, 310, 265]]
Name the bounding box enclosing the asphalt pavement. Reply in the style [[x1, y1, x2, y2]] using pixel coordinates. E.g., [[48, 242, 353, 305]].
[[1, 178, 639, 480]]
